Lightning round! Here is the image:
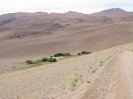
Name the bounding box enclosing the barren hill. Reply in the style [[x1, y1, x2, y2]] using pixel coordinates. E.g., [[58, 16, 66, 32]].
[[1, 19, 133, 59], [90, 8, 131, 17], [0, 8, 133, 71]]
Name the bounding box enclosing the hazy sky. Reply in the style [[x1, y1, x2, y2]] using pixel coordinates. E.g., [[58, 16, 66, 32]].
[[0, 0, 133, 15]]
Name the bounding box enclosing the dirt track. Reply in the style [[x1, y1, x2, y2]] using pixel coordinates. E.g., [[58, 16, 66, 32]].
[[81, 51, 133, 99]]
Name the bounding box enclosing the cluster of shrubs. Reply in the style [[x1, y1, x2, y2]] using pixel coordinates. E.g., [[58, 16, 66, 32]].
[[42, 57, 57, 62], [54, 53, 71, 57], [78, 51, 92, 55], [26, 60, 33, 64], [26, 51, 91, 65], [26, 57, 57, 64], [26, 52, 71, 65], [26, 59, 43, 64]]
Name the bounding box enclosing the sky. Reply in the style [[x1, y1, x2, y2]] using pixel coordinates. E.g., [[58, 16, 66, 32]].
[[0, 0, 133, 15]]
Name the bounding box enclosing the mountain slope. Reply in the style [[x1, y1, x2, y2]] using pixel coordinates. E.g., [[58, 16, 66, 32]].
[[0, 9, 133, 59]]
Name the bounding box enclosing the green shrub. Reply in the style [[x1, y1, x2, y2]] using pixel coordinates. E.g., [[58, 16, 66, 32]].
[[81, 51, 91, 54], [92, 68, 98, 73], [86, 51, 90, 54], [69, 79, 77, 91], [78, 53, 81, 55], [92, 70, 96, 73], [48, 58, 57, 62], [54, 53, 65, 57], [68, 73, 83, 91], [26, 60, 33, 64], [77, 53, 81, 55], [41, 57, 48, 62], [65, 53, 71, 56], [99, 60, 104, 66]]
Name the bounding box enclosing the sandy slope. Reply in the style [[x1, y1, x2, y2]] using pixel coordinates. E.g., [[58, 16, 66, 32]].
[[0, 46, 118, 99], [1, 22, 133, 72], [1, 42, 133, 99]]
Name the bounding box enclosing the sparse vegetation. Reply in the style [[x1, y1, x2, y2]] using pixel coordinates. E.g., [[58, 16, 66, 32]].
[[99, 56, 112, 66], [26, 57, 57, 65], [106, 56, 111, 60], [54, 53, 65, 57], [26, 59, 42, 65], [78, 53, 81, 55], [54, 52, 71, 57], [65, 53, 71, 56], [78, 51, 92, 56], [25, 51, 92, 66], [99, 60, 104, 66], [48, 58, 57, 62], [68, 73, 83, 91], [26, 60, 33, 64], [92, 68, 98, 73], [16, 95, 20, 99], [81, 51, 92, 54], [90, 66, 93, 69], [41, 57, 48, 62]]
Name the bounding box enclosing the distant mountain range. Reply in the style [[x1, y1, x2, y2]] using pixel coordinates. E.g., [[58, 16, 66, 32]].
[[0, 8, 133, 39], [1, 8, 132, 17], [53, 8, 132, 17], [0, 8, 133, 59]]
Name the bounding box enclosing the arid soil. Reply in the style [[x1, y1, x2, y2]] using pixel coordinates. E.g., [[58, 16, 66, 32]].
[[0, 42, 133, 99]]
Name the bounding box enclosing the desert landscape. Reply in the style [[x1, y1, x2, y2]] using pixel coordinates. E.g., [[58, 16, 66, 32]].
[[1, 8, 133, 99]]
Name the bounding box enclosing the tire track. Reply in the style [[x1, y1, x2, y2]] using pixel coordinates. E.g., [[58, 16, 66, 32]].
[[81, 51, 133, 99], [81, 55, 119, 99]]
